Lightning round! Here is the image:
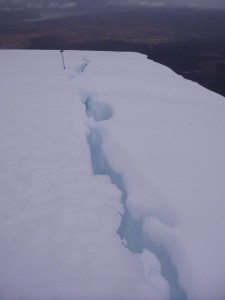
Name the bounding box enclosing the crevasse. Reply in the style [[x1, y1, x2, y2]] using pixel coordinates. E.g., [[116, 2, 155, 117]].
[[82, 91, 187, 300]]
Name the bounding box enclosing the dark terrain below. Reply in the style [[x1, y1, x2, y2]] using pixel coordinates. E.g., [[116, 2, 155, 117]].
[[1, 7, 225, 97]]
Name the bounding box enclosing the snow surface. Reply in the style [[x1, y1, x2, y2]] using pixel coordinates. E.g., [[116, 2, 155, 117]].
[[0, 49, 225, 300]]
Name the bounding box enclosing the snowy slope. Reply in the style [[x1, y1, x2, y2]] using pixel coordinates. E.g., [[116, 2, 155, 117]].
[[0, 50, 225, 300]]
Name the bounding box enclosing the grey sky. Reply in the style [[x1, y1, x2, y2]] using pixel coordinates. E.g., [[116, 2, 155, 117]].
[[0, 0, 224, 10]]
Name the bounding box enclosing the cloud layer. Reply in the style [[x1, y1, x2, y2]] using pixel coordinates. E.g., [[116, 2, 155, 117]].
[[109, 0, 225, 9], [0, 0, 225, 10]]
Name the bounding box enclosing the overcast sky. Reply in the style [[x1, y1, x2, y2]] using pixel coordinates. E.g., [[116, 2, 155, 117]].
[[0, 0, 224, 10]]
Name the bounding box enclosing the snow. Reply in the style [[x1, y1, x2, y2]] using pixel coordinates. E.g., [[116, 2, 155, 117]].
[[0, 49, 225, 300]]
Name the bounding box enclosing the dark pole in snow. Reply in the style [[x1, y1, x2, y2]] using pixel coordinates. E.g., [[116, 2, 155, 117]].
[[60, 50, 65, 69]]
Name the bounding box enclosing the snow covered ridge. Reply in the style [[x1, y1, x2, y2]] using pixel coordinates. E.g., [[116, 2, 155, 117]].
[[0, 50, 225, 300]]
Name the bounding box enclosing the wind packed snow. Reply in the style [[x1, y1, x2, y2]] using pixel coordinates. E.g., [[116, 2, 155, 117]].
[[0, 50, 225, 300]]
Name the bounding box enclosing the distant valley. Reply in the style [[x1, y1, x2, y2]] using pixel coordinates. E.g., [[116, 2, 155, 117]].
[[1, 7, 225, 96]]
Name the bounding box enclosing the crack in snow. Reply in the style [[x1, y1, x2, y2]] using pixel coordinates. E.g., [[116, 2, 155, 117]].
[[82, 93, 113, 122], [73, 54, 187, 300], [70, 57, 90, 78]]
